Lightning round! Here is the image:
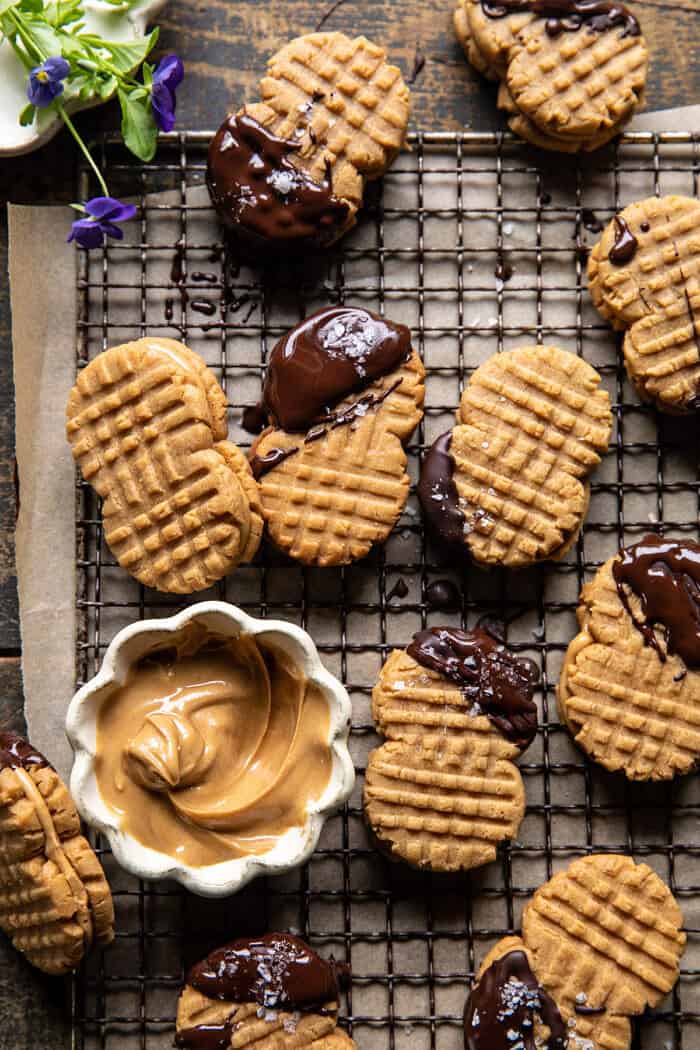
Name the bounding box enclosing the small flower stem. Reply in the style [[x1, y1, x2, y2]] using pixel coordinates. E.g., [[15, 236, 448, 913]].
[[7, 10, 44, 63], [55, 100, 110, 198]]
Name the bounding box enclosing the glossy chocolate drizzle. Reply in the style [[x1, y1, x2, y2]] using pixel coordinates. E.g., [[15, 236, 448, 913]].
[[417, 432, 466, 548], [612, 534, 700, 669], [261, 306, 412, 432], [407, 626, 539, 749], [175, 1021, 233, 1050], [207, 114, 349, 248], [0, 732, 48, 772], [481, 0, 640, 37], [608, 215, 638, 265], [249, 380, 403, 479], [463, 950, 567, 1050], [187, 934, 349, 1012]]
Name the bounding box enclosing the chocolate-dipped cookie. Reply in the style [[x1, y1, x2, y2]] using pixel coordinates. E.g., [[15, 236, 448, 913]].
[[247, 306, 425, 566], [207, 32, 410, 253], [559, 533, 700, 780], [418, 346, 612, 569], [175, 933, 356, 1050], [364, 625, 539, 872]]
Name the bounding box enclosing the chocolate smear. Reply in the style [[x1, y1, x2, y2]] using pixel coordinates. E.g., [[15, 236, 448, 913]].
[[242, 403, 268, 434], [250, 446, 299, 480], [262, 306, 411, 432], [407, 626, 539, 749], [0, 732, 49, 772], [207, 113, 349, 251], [425, 579, 461, 610], [575, 1003, 607, 1015], [612, 534, 700, 669], [387, 578, 409, 601], [188, 934, 349, 1012], [481, 0, 640, 37], [417, 432, 466, 549], [609, 215, 638, 265], [175, 1020, 234, 1050], [464, 949, 567, 1050], [407, 49, 426, 84]]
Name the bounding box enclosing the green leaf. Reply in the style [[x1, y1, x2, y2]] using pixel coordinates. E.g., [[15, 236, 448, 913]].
[[97, 72, 117, 98], [97, 26, 158, 74], [0, 0, 21, 15], [118, 85, 157, 162], [23, 17, 64, 55], [141, 59, 152, 86], [20, 0, 44, 13], [19, 101, 36, 126]]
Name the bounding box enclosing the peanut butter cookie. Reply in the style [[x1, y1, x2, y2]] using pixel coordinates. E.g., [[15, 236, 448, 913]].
[[207, 32, 410, 252], [588, 195, 700, 413], [175, 934, 356, 1050], [66, 338, 263, 593], [418, 345, 612, 569], [464, 855, 685, 1050], [0, 733, 114, 975], [454, 0, 648, 152], [559, 534, 700, 780], [364, 624, 538, 872], [247, 307, 425, 566]]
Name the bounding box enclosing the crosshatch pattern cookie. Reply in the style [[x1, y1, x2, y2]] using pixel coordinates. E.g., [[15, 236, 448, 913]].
[[207, 32, 410, 251], [175, 934, 356, 1050], [588, 195, 700, 413], [454, 0, 648, 152], [364, 626, 539, 872], [247, 307, 425, 566], [0, 733, 114, 975], [66, 338, 263, 594], [419, 345, 612, 568], [464, 855, 685, 1050], [559, 534, 700, 780]]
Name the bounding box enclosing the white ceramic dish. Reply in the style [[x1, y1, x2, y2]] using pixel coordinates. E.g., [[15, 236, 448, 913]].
[[66, 602, 355, 897], [0, 0, 167, 156]]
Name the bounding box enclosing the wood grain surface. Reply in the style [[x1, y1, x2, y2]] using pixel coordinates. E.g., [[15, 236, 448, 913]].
[[0, 0, 699, 1045]]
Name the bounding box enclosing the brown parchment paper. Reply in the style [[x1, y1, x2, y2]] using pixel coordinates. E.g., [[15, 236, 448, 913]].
[[7, 106, 700, 1050]]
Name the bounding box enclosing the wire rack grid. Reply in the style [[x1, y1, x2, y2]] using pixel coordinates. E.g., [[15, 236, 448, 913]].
[[74, 129, 700, 1050]]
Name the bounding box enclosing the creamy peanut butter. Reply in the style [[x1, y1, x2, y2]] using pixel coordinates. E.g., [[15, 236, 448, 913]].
[[95, 632, 332, 866]]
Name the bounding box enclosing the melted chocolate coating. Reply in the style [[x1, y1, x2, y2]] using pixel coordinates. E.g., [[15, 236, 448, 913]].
[[207, 114, 349, 251], [612, 534, 700, 669], [481, 0, 640, 37], [249, 380, 403, 479], [464, 950, 567, 1050], [262, 307, 411, 432], [0, 732, 48, 771], [417, 432, 466, 549], [609, 215, 639, 265], [242, 403, 268, 435], [407, 626, 539, 749], [187, 934, 349, 1012], [175, 1021, 233, 1050]]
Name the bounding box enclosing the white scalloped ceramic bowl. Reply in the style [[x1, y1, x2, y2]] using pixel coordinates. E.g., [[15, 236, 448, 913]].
[[0, 0, 167, 156], [66, 602, 355, 897]]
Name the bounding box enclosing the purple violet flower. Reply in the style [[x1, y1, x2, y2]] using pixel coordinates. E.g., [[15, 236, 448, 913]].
[[151, 54, 184, 132], [67, 197, 137, 249], [27, 56, 71, 107]]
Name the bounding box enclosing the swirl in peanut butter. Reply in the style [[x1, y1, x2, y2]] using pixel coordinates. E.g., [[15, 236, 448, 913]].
[[95, 633, 332, 866]]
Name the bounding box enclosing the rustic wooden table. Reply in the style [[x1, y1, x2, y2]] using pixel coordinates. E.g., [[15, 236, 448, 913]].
[[0, 0, 699, 1044]]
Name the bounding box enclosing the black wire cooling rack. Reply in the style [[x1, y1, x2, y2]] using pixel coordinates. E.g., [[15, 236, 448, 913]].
[[74, 130, 700, 1050]]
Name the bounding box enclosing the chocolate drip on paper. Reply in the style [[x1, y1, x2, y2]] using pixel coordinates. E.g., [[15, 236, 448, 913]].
[[188, 934, 349, 1012], [480, 0, 640, 37], [250, 380, 403, 479], [612, 534, 700, 669], [463, 950, 567, 1050], [417, 432, 466, 548], [242, 403, 268, 434], [609, 215, 638, 264], [207, 114, 349, 250], [425, 579, 461, 610], [407, 626, 539, 749], [175, 1020, 234, 1050], [0, 732, 48, 771], [261, 306, 411, 432]]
